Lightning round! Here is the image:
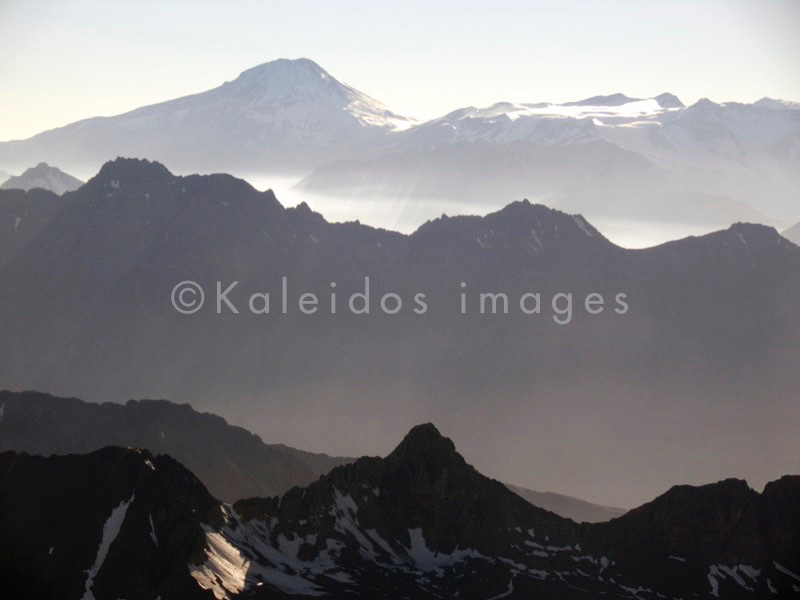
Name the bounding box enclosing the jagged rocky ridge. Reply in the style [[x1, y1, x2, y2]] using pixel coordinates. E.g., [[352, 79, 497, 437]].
[[1, 425, 798, 599]]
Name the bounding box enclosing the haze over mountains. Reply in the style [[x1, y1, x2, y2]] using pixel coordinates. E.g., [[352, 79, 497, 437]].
[[298, 93, 800, 231], [1, 157, 799, 507], [2, 425, 798, 598], [0, 58, 797, 241]]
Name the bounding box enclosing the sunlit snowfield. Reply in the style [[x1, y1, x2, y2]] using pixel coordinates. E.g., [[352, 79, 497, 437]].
[[239, 173, 727, 250]]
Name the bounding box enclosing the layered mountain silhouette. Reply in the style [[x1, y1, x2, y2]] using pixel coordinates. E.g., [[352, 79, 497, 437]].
[[0, 390, 624, 522], [1, 158, 799, 507], [0, 162, 83, 194], [1, 425, 798, 598], [0, 58, 797, 228], [0, 390, 351, 502]]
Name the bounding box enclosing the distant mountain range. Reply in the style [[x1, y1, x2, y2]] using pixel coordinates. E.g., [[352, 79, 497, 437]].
[[1, 425, 798, 598], [505, 484, 626, 524], [0, 162, 83, 194], [297, 93, 800, 227], [783, 222, 800, 246], [0, 58, 797, 229], [1, 158, 799, 507], [0, 390, 624, 522], [754, 97, 800, 111]]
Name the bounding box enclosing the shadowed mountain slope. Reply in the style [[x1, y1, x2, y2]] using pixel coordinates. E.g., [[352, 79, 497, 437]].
[[2, 425, 798, 598]]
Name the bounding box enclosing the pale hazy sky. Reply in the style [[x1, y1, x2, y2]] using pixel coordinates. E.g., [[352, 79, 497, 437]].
[[1, 0, 799, 141]]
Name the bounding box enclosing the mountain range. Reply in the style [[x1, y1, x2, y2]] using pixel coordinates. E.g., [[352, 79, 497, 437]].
[[0, 162, 83, 195], [0, 390, 625, 523], [0, 157, 799, 507], [1, 424, 798, 598], [0, 390, 350, 502], [0, 58, 797, 231], [295, 91, 800, 229]]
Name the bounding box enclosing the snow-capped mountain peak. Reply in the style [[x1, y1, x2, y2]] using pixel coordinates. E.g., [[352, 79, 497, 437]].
[[0, 162, 83, 194], [215, 58, 414, 131], [0, 58, 416, 175], [392, 94, 690, 149]]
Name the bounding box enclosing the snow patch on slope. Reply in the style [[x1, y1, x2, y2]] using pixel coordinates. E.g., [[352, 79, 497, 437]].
[[80, 494, 134, 600]]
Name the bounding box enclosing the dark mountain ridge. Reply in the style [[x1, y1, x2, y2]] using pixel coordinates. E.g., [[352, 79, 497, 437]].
[[1, 424, 797, 598], [0, 389, 625, 521], [0, 390, 351, 502], [0, 446, 220, 599]]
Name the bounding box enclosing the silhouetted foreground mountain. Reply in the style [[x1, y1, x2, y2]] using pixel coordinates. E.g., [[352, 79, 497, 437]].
[[0, 390, 624, 521], [1, 158, 799, 507], [0, 446, 219, 599], [0, 390, 350, 502], [1, 425, 798, 599]]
